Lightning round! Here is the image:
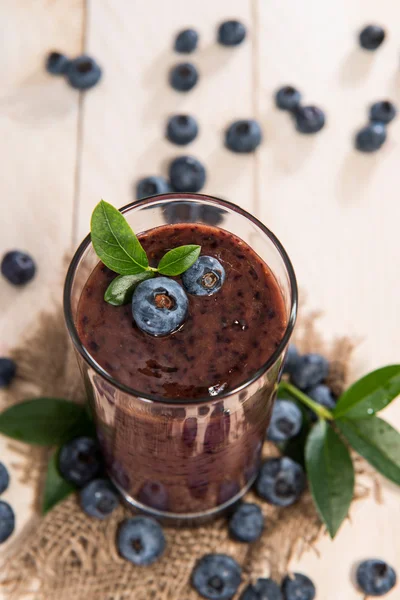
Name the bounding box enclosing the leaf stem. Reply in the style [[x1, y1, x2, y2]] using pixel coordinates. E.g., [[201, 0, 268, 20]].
[[279, 381, 334, 421], [146, 266, 158, 272]]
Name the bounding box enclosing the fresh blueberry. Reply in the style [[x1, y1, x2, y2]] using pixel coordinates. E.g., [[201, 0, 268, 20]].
[[256, 457, 306, 507], [182, 255, 225, 296], [166, 115, 199, 146], [1, 251, 36, 285], [45, 51, 70, 75], [282, 573, 316, 600], [275, 86, 302, 112], [240, 578, 283, 600], [169, 62, 198, 92], [138, 481, 169, 512], [306, 384, 336, 412], [356, 559, 396, 596], [66, 55, 102, 90], [0, 463, 10, 495], [294, 106, 326, 134], [80, 478, 119, 519], [58, 437, 103, 487], [0, 501, 15, 543], [225, 120, 262, 153], [359, 25, 386, 51], [369, 101, 397, 125], [228, 502, 264, 543], [136, 176, 171, 200], [175, 28, 199, 53], [290, 353, 329, 390], [132, 277, 188, 337], [169, 155, 206, 192], [191, 554, 242, 600], [267, 400, 302, 443], [218, 20, 247, 47], [0, 358, 16, 388], [283, 345, 300, 375], [355, 122, 387, 153], [117, 516, 166, 565]]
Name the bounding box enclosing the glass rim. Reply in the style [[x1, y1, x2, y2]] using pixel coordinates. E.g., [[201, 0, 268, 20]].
[[63, 192, 298, 405]]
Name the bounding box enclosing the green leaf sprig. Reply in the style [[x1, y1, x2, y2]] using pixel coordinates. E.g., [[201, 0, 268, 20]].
[[90, 200, 201, 305]]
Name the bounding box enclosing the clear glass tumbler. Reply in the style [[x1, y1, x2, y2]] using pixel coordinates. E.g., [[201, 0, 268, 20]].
[[64, 193, 297, 521]]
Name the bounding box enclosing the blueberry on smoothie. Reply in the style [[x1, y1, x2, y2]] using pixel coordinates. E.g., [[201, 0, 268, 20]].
[[182, 255, 225, 296]]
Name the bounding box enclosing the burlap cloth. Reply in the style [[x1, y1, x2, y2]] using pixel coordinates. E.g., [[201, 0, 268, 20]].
[[0, 298, 368, 600]]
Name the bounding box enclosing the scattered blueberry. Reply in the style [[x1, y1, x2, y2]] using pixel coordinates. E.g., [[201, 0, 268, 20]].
[[45, 51, 70, 75], [182, 255, 225, 296], [290, 353, 329, 390], [294, 106, 326, 134], [355, 122, 387, 153], [283, 345, 300, 375], [80, 478, 119, 519], [132, 277, 189, 336], [256, 457, 306, 507], [175, 28, 199, 53], [369, 101, 397, 125], [138, 481, 169, 512], [58, 437, 103, 487], [218, 20, 247, 47], [0, 463, 10, 495], [0, 358, 16, 388], [282, 573, 316, 600], [117, 516, 166, 565], [1, 251, 36, 286], [169, 62, 198, 92], [228, 502, 264, 543], [359, 25, 386, 51], [240, 578, 283, 600], [0, 501, 15, 543], [166, 114, 199, 145], [136, 176, 171, 200], [66, 55, 102, 90], [356, 559, 397, 597], [225, 120, 262, 153], [191, 554, 242, 600], [169, 155, 206, 192], [267, 400, 302, 443], [306, 384, 336, 412], [275, 86, 302, 112]]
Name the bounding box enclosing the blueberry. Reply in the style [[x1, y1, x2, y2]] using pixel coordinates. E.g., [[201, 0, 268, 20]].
[[369, 101, 397, 125], [228, 502, 264, 543], [359, 25, 386, 51], [117, 516, 165, 565], [283, 345, 300, 375], [218, 20, 247, 47], [0, 501, 15, 543], [282, 573, 316, 600], [169, 62, 198, 92], [1, 251, 36, 285], [191, 554, 242, 600], [175, 28, 199, 53], [166, 115, 199, 146], [256, 457, 306, 507], [132, 277, 188, 337], [240, 578, 283, 600], [136, 176, 171, 200], [275, 86, 302, 112], [267, 400, 302, 443], [290, 353, 329, 390], [0, 463, 9, 495], [80, 478, 119, 519], [169, 155, 206, 192], [306, 384, 336, 412], [294, 106, 326, 134], [58, 437, 103, 487], [0, 358, 16, 388], [356, 559, 396, 596], [355, 122, 387, 153], [66, 55, 102, 90], [225, 120, 262, 153], [45, 51, 70, 75], [182, 256, 225, 296], [138, 480, 169, 512]]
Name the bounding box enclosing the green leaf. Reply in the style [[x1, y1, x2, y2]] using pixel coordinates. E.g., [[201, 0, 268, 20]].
[[306, 421, 354, 538], [157, 245, 201, 276], [90, 200, 149, 275], [42, 451, 75, 514], [0, 398, 87, 445], [104, 271, 155, 306], [336, 416, 400, 485], [334, 365, 400, 419]]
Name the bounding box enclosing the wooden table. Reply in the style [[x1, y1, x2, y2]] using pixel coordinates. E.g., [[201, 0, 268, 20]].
[[1, 1, 400, 597]]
